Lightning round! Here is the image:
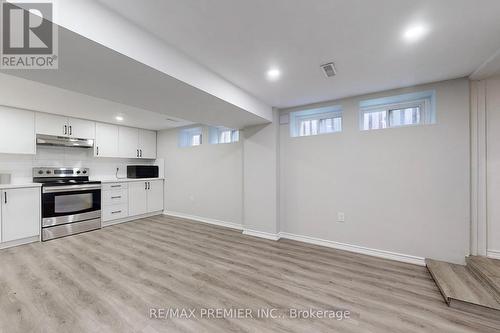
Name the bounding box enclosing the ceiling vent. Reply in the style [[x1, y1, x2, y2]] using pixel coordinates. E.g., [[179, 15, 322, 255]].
[[320, 62, 337, 78]]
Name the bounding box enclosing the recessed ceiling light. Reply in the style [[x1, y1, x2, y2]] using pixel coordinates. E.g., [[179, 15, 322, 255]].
[[403, 23, 429, 43], [266, 68, 281, 81], [115, 116, 124, 121]]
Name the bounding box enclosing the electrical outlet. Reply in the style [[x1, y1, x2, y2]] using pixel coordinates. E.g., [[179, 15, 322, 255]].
[[337, 212, 345, 223]]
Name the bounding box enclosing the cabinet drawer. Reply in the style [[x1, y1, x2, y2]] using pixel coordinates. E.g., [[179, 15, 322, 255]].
[[102, 183, 129, 191], [102, 204, 128, 221], [103, 190, 128, 205]]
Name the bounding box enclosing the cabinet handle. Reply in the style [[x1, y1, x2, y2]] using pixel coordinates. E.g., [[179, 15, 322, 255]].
[[64, 125, 67, 135], [111, 210, 122, 214], [4, 192, 6, 204], [148, 182, 151, 190], [111, 196, 122, 199], [69, 126, 72, 136], [96, 146, 99, 156], [145, 182, 147, 190], [110, 185, 121, 188], [137, 149, 139, 158], [140, 149, 143, 158]]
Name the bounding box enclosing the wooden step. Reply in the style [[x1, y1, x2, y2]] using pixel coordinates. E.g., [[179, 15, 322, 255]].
[[466, 256, 500, 303], [426, 259, 500, 319]]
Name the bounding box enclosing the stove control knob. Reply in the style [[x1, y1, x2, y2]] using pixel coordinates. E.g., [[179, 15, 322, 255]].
[[46, 170, 51, 174], [76, 170, 81, 174], [82, 170, 87, 174], [38, 170, 43, 175]]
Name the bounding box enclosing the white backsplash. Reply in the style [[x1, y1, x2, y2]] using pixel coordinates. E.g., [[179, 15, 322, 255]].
[[0, 146, 164, 183]]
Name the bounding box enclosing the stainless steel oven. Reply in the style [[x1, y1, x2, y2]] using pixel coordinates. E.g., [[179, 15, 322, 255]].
[[34, 168, 102, 241]]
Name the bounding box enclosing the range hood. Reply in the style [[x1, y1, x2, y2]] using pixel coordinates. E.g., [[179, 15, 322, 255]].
[[36, 134, 94, 148]]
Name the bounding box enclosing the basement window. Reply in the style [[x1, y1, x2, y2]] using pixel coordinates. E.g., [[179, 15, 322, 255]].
[[360, 90, 436, 131], [209, 127, 240, 144], [290, 106, 343, 137], [178, 127, 203, 147]]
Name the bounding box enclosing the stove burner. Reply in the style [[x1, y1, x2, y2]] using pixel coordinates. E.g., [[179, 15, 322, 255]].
[[32, 167, 100, 186]]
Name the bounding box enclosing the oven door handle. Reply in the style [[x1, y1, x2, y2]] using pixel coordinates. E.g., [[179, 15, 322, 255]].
[[43, 185, 102, 193]]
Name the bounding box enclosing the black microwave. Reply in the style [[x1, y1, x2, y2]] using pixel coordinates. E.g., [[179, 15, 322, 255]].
[[127, 165, 159, 178]]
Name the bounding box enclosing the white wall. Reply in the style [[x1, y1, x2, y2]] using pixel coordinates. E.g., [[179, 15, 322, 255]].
[[157, 128, 243, 225], [242, 110, 280, 235], [486, 77, 500, 257], [279, 79, 470, 264], [156, 79, 470, 264]]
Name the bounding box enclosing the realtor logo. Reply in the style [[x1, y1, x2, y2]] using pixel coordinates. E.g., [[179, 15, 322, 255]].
[[1, 1, 58, 69]]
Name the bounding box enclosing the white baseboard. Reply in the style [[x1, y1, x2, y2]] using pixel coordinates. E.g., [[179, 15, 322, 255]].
[[163, 210, 243, 231], [164, 212, 425, 266], [243, 229, 280, 241], [487, 250, 500, 260], [0, 236, 39, 250], [279, 232, 426, 266], [102, 211, 163, 227]]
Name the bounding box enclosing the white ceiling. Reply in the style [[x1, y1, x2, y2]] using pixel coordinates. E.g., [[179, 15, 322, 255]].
[[1, 25, 267, 130], [0, 72, 195, 130], [98, 0, 500, 108]]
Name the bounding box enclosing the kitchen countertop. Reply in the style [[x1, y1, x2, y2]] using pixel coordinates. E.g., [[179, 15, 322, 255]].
[[0, 179, 164, 189], [0, 183, 42, 190], [94, 178, 165, 184]]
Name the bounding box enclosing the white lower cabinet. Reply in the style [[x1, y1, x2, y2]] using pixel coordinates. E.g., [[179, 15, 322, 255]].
[[128, 181, 148, 216], [147, 180, 164, 212], [0, 188, 40, 244], [102, 180, 164, 224], [102, 183, 129, 222], [102, 204, 128, 221], [128, 180, 164, 217]]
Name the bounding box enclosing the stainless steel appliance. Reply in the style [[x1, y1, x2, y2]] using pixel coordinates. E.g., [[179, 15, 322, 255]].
[[33, 167, 101, 241], [36, 134, 94, 148], [127, 165, 159, 178]]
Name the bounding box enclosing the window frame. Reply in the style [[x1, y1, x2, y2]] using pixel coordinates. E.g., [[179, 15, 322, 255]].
[[208, 126, 240, 144], [359, 90, 436, 131], [178, 126, 203, 148], [290, 105, 343, 138]]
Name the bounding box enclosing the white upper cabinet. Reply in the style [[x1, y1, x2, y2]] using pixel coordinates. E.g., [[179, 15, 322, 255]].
[[32, 112, 155, 159], [95, 123, 119, 157], [68, 118, 95, 139], [36, 113, 68, 137], [139, 130, 157, 159], [118, 127, 157, 159], [36, 113, 95, 139], [0, 106, 36, 155], [118, 126, 140, 158]]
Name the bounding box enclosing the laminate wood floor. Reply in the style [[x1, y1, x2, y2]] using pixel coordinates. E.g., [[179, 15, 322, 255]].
[[0, 215, 498, 333]]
